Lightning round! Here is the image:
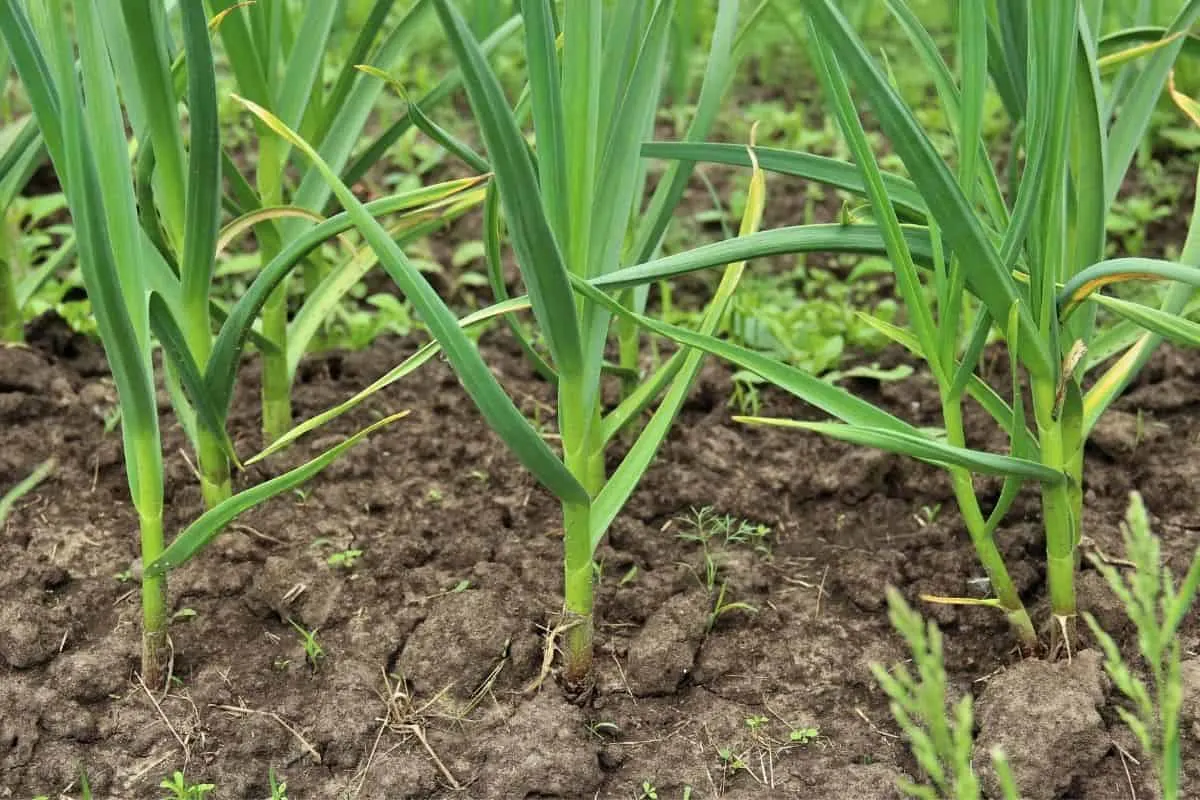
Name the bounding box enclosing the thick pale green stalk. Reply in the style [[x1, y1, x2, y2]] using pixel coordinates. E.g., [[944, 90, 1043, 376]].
[[558, 375, 596, 687], [135, 495, 168, 679], [562, 501, 595, 685], [196, 430, 231, 509], [1032, 379, 1077, 632], [562, 403, 608, 684]]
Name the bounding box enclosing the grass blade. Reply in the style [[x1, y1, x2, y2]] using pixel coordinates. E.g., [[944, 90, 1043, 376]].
[[148, 294, 239, 465], [179, 0, 221, 329], [520, 0, 568, 240], [591, 130, 766, 544], [119, 0, 186, 245], [0, 458, 56, 529], [1058, 257, 1200, 317], [570, 276, 923, 438], [1089, 293, 1200, 348]]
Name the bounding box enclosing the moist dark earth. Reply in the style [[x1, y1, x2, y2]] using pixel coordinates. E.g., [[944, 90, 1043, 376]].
[[2, 314, 1200, 800]]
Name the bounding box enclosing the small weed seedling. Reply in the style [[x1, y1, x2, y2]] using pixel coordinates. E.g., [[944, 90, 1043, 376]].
[[872, 588, 1019, 799], [637, 780, 658, 799], [729, 370, 764, 416], [289, 619, 324, 669], [914, 503, 942, 528], [674, 507, 767, 630], [675, 505, 772, 555], [789, 725, 820, 745], [159, 771, 215, 800], [1083, 492, 1200, 800], [326, 548, 363, 569], [717, 745, 747, 775], [708, 580, 758, 633], [268, 768, 289, 800]]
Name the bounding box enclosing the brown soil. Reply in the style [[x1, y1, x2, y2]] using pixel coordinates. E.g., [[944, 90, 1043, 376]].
[[2, 314, 1199, 800]]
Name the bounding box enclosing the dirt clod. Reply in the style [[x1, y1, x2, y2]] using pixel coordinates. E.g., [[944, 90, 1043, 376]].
[[395, 588, 527, 702], [975, 650, 1110, 799], [472, 691, 604, 798], [625, 590, 708, 696], [0, 602, 64, 668]]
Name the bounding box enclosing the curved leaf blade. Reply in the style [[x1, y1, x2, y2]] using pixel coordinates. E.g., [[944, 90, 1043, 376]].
[[1089, 293, 1200, 348], [1058, 257, 1200, 317], [641, 141, 928, 220], [593, 224, 938, 291], [740, 420, 1065, 483]]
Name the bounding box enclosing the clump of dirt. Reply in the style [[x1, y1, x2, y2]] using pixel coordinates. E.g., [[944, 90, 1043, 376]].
[[2, 315, 1199, 798], [974, 650, 1110, 799]]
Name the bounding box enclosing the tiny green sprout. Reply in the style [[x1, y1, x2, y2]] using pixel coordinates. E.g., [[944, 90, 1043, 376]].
[[708, 581, 758, 632], [326, 548, 363, 569], [268, 767, 288, 800], [675, 506, 771, 552], [682, 788, 693, 800], [289, 619, 324, 669], [717, 747, 746, 772], [638, 781, 658, 799], [114, 569, 134, 584], [419, 579, 471, 603], [426, 487, 444, 503], [728, 370, 763, 416], [789, 726, 820, 744], [915, 503, 942, 527], [171, 608, 198, 622], [469, 469, 489, 482], [744, 714, 769, 731], [272, 657, 291, 672], [292, 487, 311, 503], [159, 771, 215, 800], [619, 565, 639, 586], [723, 518, 771, 552]]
